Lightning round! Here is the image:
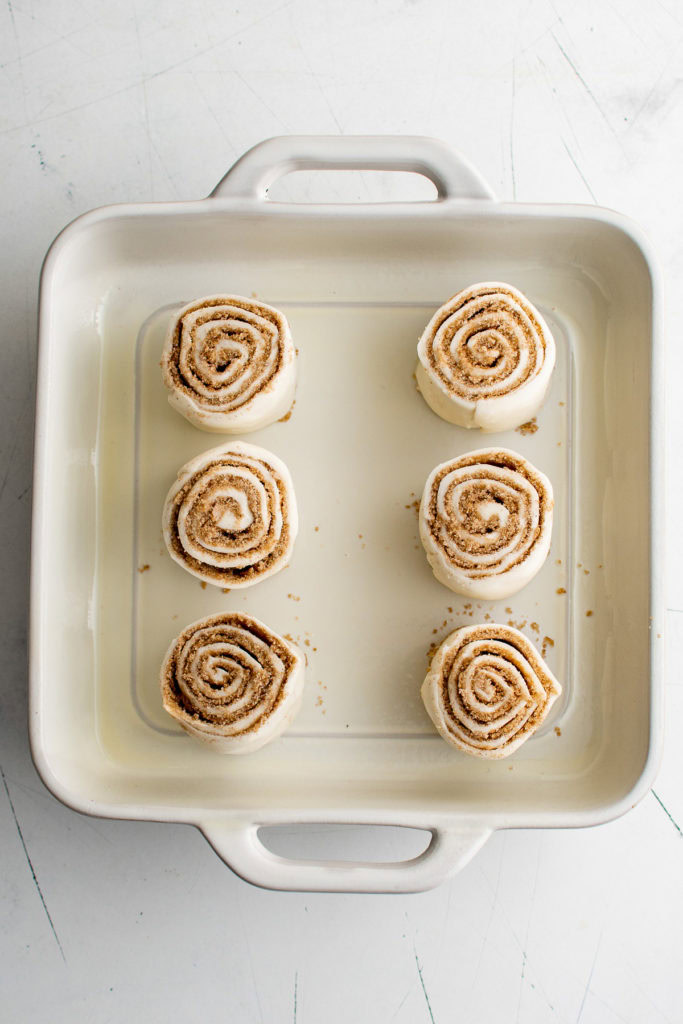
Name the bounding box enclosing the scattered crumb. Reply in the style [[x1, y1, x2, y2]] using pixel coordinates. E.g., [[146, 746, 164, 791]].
[[314, 525, 319, 532], [172, 614, 178, 620], [584, 569, 590, 575], [251, 291, 258, 298], [432, 628, 438, 635], [138, 564, 150, 574], [295, 347, 299, 356], [556, 559, 562, 566], [508, 619, 527, 630], [577, 563, 582, 568], [557, 441, 562, 447], [559, 401, 565, 407], [315, 696, 323, 707], [516, 418, 538, 436], [597, 563, 603, 569], [278, 403, 295, 423], [222, 588, 230, 593], [586, 610, 593, 617], [508, 765, 513, 771], [405, 499, 420, 518], [554, 726, 562, 737], [287, 593, 301, 602], [464, 603, 472, 610], [313, 647, 317, 652], [530, 621, 540, 633], [304, 639, 310, 647], [484, 612, 491, 621], [442, 619, 448, 627], [556, 587, 566, 595], [448, 607, 453, 614], [657, 633, 662, 639], [542, 636, 555, 658], [200, 581, 207, 590], [361, 543, 366, 550], [284, 633, 295, 644], [358, 534, 363, 539], [505, 607, 512, 615]]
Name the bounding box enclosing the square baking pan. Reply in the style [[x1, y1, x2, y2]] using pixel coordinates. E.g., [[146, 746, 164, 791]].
[[30, 136, 664, 892]]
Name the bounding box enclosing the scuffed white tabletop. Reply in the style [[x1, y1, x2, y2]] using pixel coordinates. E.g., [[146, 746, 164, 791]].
[[1, 1, 681, 1021]]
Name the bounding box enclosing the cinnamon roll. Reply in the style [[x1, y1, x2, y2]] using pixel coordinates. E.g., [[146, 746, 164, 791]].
[[161, 612, 305, 753], [422, 623, 561, 758], [162, 295, 296, 432], [419, 448, 552, 600], [416, 282, 555, 432], [163, 441, 297, 588]]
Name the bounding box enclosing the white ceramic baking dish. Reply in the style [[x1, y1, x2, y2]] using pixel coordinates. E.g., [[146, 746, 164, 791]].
[[30, 136, 664, 892]]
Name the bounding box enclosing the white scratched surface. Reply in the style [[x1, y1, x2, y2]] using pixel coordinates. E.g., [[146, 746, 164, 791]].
[[1, 0, 682, 1021]]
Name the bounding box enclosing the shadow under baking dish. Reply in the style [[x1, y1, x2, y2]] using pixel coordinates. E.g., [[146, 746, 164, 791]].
[[126, 301, 575, 743]]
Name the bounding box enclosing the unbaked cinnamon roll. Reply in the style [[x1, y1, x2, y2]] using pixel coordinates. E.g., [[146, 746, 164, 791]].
[[162, 295, 296, 432], [419, 447, 552, 600], [161, 612, 305, 753], [422, 623, 561, 759], [416, 282, 555, 432], [163, 441, 297, 588]]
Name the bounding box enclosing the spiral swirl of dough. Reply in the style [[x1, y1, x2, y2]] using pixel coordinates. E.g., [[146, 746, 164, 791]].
[[162, 295, 296, 432], [416, 282, 555, 431], [419, 448, 552, 600], [421, 624, 561, 759], [161, 613, 304, 752], [163, 441, 297, 588]]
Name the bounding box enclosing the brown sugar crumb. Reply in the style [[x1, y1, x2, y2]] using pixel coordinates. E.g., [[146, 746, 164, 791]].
[[427, 641, 441, 662], [584, 569, 590, 575], [432, 628, 438, 635], [464, 603, 472, 611], [171, 614, 178, 620], [484, 612, 492, 621], [657, 633, 662, 639], [304, 639, 310, 647], [222, 588, 231, 593], [448, 607, 453, 614], [278, 402, 295, 423], [315, 696, 323, 707], [287, 593, 301, 602], [530, 621, 540, 632], [284, 633, 295, 644], [541, 636, 554, 658], [586, 610, 593, 617], [554, 726, 562, 737], [314, 525, 319, 532], [559, 401, 565, 407], [138, 564, 150, 574], [358, 534, 363, 539], [405, 499, 420, 518], [505, 607, 513, 615], [556, 559, 562, 566], [313, 646, 317, 652], [556, 587, 566, 595], [200, 581, 207, 590], [598, 563, 603, 569], [516, 417, 538, 436]]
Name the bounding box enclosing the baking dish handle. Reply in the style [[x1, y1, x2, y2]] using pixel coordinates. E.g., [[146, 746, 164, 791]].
[[199, 821, 491, 893], [209, 135, 495, 202]]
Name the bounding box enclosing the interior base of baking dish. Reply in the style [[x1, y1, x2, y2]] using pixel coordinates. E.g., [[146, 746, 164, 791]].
[[32, 198, 659, 832]]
